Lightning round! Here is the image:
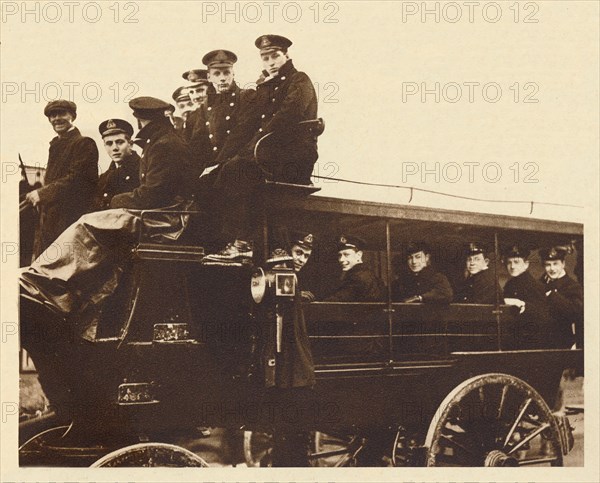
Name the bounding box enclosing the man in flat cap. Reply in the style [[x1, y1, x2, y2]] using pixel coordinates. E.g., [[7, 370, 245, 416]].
[[94, 119, 140, 210], [392, 242, 453, 303], [110, 96, 195, 209], [324, 235, 382, 302], [203, 35, 319, 263], [24, 100, 99, 258], [540, 246, 583, 349], [454, 242, 500, 304], [502, 244, 553, 349]]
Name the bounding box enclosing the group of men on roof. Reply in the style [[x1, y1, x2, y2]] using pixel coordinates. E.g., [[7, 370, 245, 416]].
[[23, 34, 319, 264]]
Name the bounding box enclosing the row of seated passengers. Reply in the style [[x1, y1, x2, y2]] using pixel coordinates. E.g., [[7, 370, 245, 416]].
[[289, 235, 582, 349]]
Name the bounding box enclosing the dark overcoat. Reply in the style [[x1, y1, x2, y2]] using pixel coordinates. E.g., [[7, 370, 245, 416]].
[[540, 273, 583, 348], [110, 120, 195, 209], [95, 152, 140, 210], [455, 268, 500, 304], [325, 263, 383, 302], [34, 127, 99, 257], [392, 266, 453, 303]]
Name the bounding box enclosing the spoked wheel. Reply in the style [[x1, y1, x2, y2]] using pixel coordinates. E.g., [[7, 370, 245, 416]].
[[311, 432, 362, 467], [90, 442, 210, 467], [425, 373, 565, 467], [243, 431, 273, 467]]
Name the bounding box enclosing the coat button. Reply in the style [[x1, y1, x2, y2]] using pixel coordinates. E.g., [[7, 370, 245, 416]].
[[103, 193, 108, 197], [281, 76, 286, 81], [209, 134, 213, 139], [125, 175, 130, 180], [146, 139, 150, 144], [274, 86, 279, 91], [205, 121, 210, 126], [141, 173, 145, 179], [230, 102, 235, 106], [272, 98, 276, 102], [226, 130, 230, 134], [261, 114, 266, 119], [207, 106, 212, 111], [213, 146, 218, 151], [225, 115, 230, 120], [231, 92, 236, 96], [259, 128, 263, 132]]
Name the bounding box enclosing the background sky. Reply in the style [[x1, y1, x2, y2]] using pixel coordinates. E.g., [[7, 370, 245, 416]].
[[1, 1, 598, 224]]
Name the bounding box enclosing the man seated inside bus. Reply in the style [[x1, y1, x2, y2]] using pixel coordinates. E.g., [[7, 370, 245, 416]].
[[540, 246, 583, 349], [392, 241, 453, 303], [324, 235, 383, 302], [454, 242, 500, 304], [502, 244, 552, 349]]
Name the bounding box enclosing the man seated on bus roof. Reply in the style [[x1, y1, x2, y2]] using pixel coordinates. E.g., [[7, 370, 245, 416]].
[[502, 243, 553, 349], [324, 235, 383, 302], [454, 242, 500, 304], [539, 246, 582, 349], [392, 241, 453, 303]]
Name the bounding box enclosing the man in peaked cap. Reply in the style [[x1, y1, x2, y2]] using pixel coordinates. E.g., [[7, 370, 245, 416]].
[[188, 49, 257, 171], [182, 69, 210, 107], [454, 242, 500, 304], [171, 86, 193, 132], [501, 244, 553, 349], [25, 99, 98, 258], [203, 35, 319, 263], [94, 119, 140, 210], [392, 242, 453, 303], [540, 246, 583, 349], [110, 96, 196, 209], [324, 235, 383, 302]]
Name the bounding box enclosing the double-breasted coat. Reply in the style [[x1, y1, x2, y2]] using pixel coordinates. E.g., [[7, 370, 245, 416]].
[[540, 273, 583, 348], [34, 127, 99, 258], [95, 152, 141, 210], [454, 268, 500, 304], [392, 266, 454, 303]]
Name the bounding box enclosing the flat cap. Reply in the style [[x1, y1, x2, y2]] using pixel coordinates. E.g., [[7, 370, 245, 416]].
[[255, 34, 292, 54], [182, 69, 209, 86], [128, 96, 173, 120], [502, 244, 530, 260], [336, 234, 366, 252], [98, 118, 134, 138], [291, 232, 314, 251], [539, 246, 568, 262], [202, 49, 238, 68], [172, 86, 190, 102], [44, 99, 77, 118], [464, 242, 487, 257], [406, 241, 431, 256]]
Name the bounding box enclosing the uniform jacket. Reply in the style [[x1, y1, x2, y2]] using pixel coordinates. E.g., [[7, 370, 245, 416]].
[[95, 152, 140, 210], [503, 270, 553, 349], [392, 266, 453, 303], [189, 83, 257, 170], [324, 263, 383, 302], [34, 127, 99, 257], [454, 268, 499, 304], [541, 273, 583, 348], [111, 120, 195, 209], [222, 60, 319, 185]]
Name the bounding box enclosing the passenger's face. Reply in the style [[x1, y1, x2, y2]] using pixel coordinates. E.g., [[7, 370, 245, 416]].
[[291, 245, 312, 272], [544, 259, 566, 280], [103, 133, 133, 163], [208, 67, 234, 92], [338, 248, 362, 272], [466, 253, 489, 275], [261, 50, 288, 76], [48, 109, 74, 135], [505, 257, 529, 277], [177, 99, 194, 113], [187, 84, 209, 106], [407, 251, 429, 273]]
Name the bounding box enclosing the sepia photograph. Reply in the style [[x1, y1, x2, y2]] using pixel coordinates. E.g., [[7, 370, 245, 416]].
[[1, 1, 598, 481]]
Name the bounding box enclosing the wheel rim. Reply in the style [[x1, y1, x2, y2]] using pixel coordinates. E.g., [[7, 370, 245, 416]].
[[425, 373, 564, 467], [243, 431, 273, 467], [90, 442, 209, 467]]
